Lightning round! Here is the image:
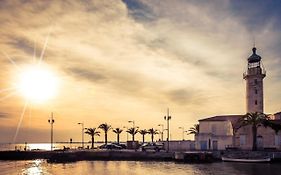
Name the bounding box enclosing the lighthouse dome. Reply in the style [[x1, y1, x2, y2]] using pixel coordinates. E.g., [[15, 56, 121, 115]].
[[248, 47, 261, 63]]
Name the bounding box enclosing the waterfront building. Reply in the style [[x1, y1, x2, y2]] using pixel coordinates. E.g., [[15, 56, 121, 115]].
[[195, 48, 281, 150], [195, 115, 241, 150]]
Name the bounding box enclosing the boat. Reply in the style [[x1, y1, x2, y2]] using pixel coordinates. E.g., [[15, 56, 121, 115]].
[[222, 156, 271, 163]]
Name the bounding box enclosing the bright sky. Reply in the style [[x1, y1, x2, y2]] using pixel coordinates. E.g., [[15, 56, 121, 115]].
[[0, 0, 280, 143]]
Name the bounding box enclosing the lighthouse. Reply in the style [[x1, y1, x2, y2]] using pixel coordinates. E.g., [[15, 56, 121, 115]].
[[243, 47, 266, 113]]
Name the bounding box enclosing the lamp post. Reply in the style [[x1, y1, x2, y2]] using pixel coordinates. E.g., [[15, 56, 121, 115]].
[[158, 124, 164, 141], [78, 122, 84, 149], [179, 127, 185, 141], [48, 112, 55, 151], [123, 126, 128, 142], [164, 108, 171, 152], [128, 120, 135, 128]]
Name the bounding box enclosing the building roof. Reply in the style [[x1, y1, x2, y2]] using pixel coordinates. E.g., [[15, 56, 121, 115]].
[[198, 115, 243, 122], [270, 119, 281, 125], [199, 115, 244, 129]]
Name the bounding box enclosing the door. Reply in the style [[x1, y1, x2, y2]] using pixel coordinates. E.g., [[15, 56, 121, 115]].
[[257, 136, 263, 149], [200, 141, 207, 150], [212, 140, 218, 150], [275, 135, 281, 147]]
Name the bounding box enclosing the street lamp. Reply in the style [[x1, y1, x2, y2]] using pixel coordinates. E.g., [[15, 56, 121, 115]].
[[78, 122, 84, 149], [123, 126, 128, 141], [179, 127, 185, 140], [164, 108, 172, 152], [158, 124, 164, 141], [128, 120, 135, 128], [48, 112, 55, 151]]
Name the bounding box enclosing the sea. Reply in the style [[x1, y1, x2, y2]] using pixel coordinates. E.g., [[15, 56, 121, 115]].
[[1, 143, 281, 175], [0, 143, 104, 151], [0, 160, 281, 175]]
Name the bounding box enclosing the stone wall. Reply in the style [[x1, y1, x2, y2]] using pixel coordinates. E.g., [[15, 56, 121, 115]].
[[163, 140, 195, 152]]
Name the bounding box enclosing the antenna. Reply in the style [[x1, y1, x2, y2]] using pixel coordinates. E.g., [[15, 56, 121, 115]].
[[253, 36, 256, 48]]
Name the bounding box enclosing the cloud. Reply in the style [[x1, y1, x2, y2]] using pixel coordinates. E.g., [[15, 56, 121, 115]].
[[0, 0, 281, 142], [166, 88, 209, 106], [0, 112, 8, 118], [7, 37, 34, 55], [66, 67, 107, 83]]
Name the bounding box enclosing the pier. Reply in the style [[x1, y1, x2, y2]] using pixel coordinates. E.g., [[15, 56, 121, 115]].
[[0, 150, 174, 162]]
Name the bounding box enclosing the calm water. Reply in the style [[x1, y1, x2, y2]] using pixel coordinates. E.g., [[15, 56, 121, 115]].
[[0, 143, 104, 151], [0, 160, 280, 175]]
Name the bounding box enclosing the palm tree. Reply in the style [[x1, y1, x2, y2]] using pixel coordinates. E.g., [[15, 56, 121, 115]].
[[139, 129, 148, 143], [98, 123, 111, 145], [237, 112, 268, 151], [126, 127, 138, 142], [85, 128, 100, 149], [148, 128, 158, 142], [113, 128, 123, 144], [263, 119, 281, 134], [187, 124, 199, 135]]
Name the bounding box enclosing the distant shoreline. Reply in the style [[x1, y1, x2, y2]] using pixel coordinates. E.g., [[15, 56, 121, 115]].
[[0, 141, 111, 144]]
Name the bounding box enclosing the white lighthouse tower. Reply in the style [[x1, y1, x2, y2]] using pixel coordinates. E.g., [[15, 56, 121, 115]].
[[243, 47, 266, 113]]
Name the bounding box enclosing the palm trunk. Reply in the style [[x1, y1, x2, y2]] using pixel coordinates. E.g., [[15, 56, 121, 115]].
[[142, 134, 145, 143], [232, 129, 236, 147], [117, 134, 120, 144], [151, 134, 154, 142], [105, 132, 108, 145], [91, 136, 94, 149], [232, 133, 235, 147], [252, 124, 257, 151], [132, 134, 135, 142]]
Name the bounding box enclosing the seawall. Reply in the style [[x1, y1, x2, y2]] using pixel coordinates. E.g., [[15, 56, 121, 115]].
[[1, 150, 281, 163], [0, 150, 174, 162]]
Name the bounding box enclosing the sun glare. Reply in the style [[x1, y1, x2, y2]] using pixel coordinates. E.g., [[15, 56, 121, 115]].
[[18, 66, 59, 102]]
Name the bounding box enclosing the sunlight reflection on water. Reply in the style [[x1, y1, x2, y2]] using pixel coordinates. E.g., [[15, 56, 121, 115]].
[[22, 160, 44, 175], [1, 160, 281, 175]]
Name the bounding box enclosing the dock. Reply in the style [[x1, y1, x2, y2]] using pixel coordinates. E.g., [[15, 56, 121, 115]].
[[0, 150, 174, 162], [174, 151, 215, 163], [2, 150, 281, 163]]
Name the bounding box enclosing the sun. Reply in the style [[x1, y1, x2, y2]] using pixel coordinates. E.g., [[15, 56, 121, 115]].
[[17, 65, 59, 102]]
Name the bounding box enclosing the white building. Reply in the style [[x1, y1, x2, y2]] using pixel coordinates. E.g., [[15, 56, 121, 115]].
[[195, 47, 281, 150]]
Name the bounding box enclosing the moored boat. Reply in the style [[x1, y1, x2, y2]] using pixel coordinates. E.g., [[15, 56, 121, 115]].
[[222, 156, 271, 163]]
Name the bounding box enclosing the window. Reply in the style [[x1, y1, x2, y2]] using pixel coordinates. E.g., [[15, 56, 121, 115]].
[[275, 135, 281, 146], [255, 89, 258, 94], [254, 79, 258, 84], [200, 140, 207, 150], [240, 135, 246, 145], [211, 125, 217, 134], [255, 100, 258, 105]]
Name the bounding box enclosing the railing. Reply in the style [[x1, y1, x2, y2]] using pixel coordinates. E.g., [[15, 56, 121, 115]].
[[243, 67, 266, 78]]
